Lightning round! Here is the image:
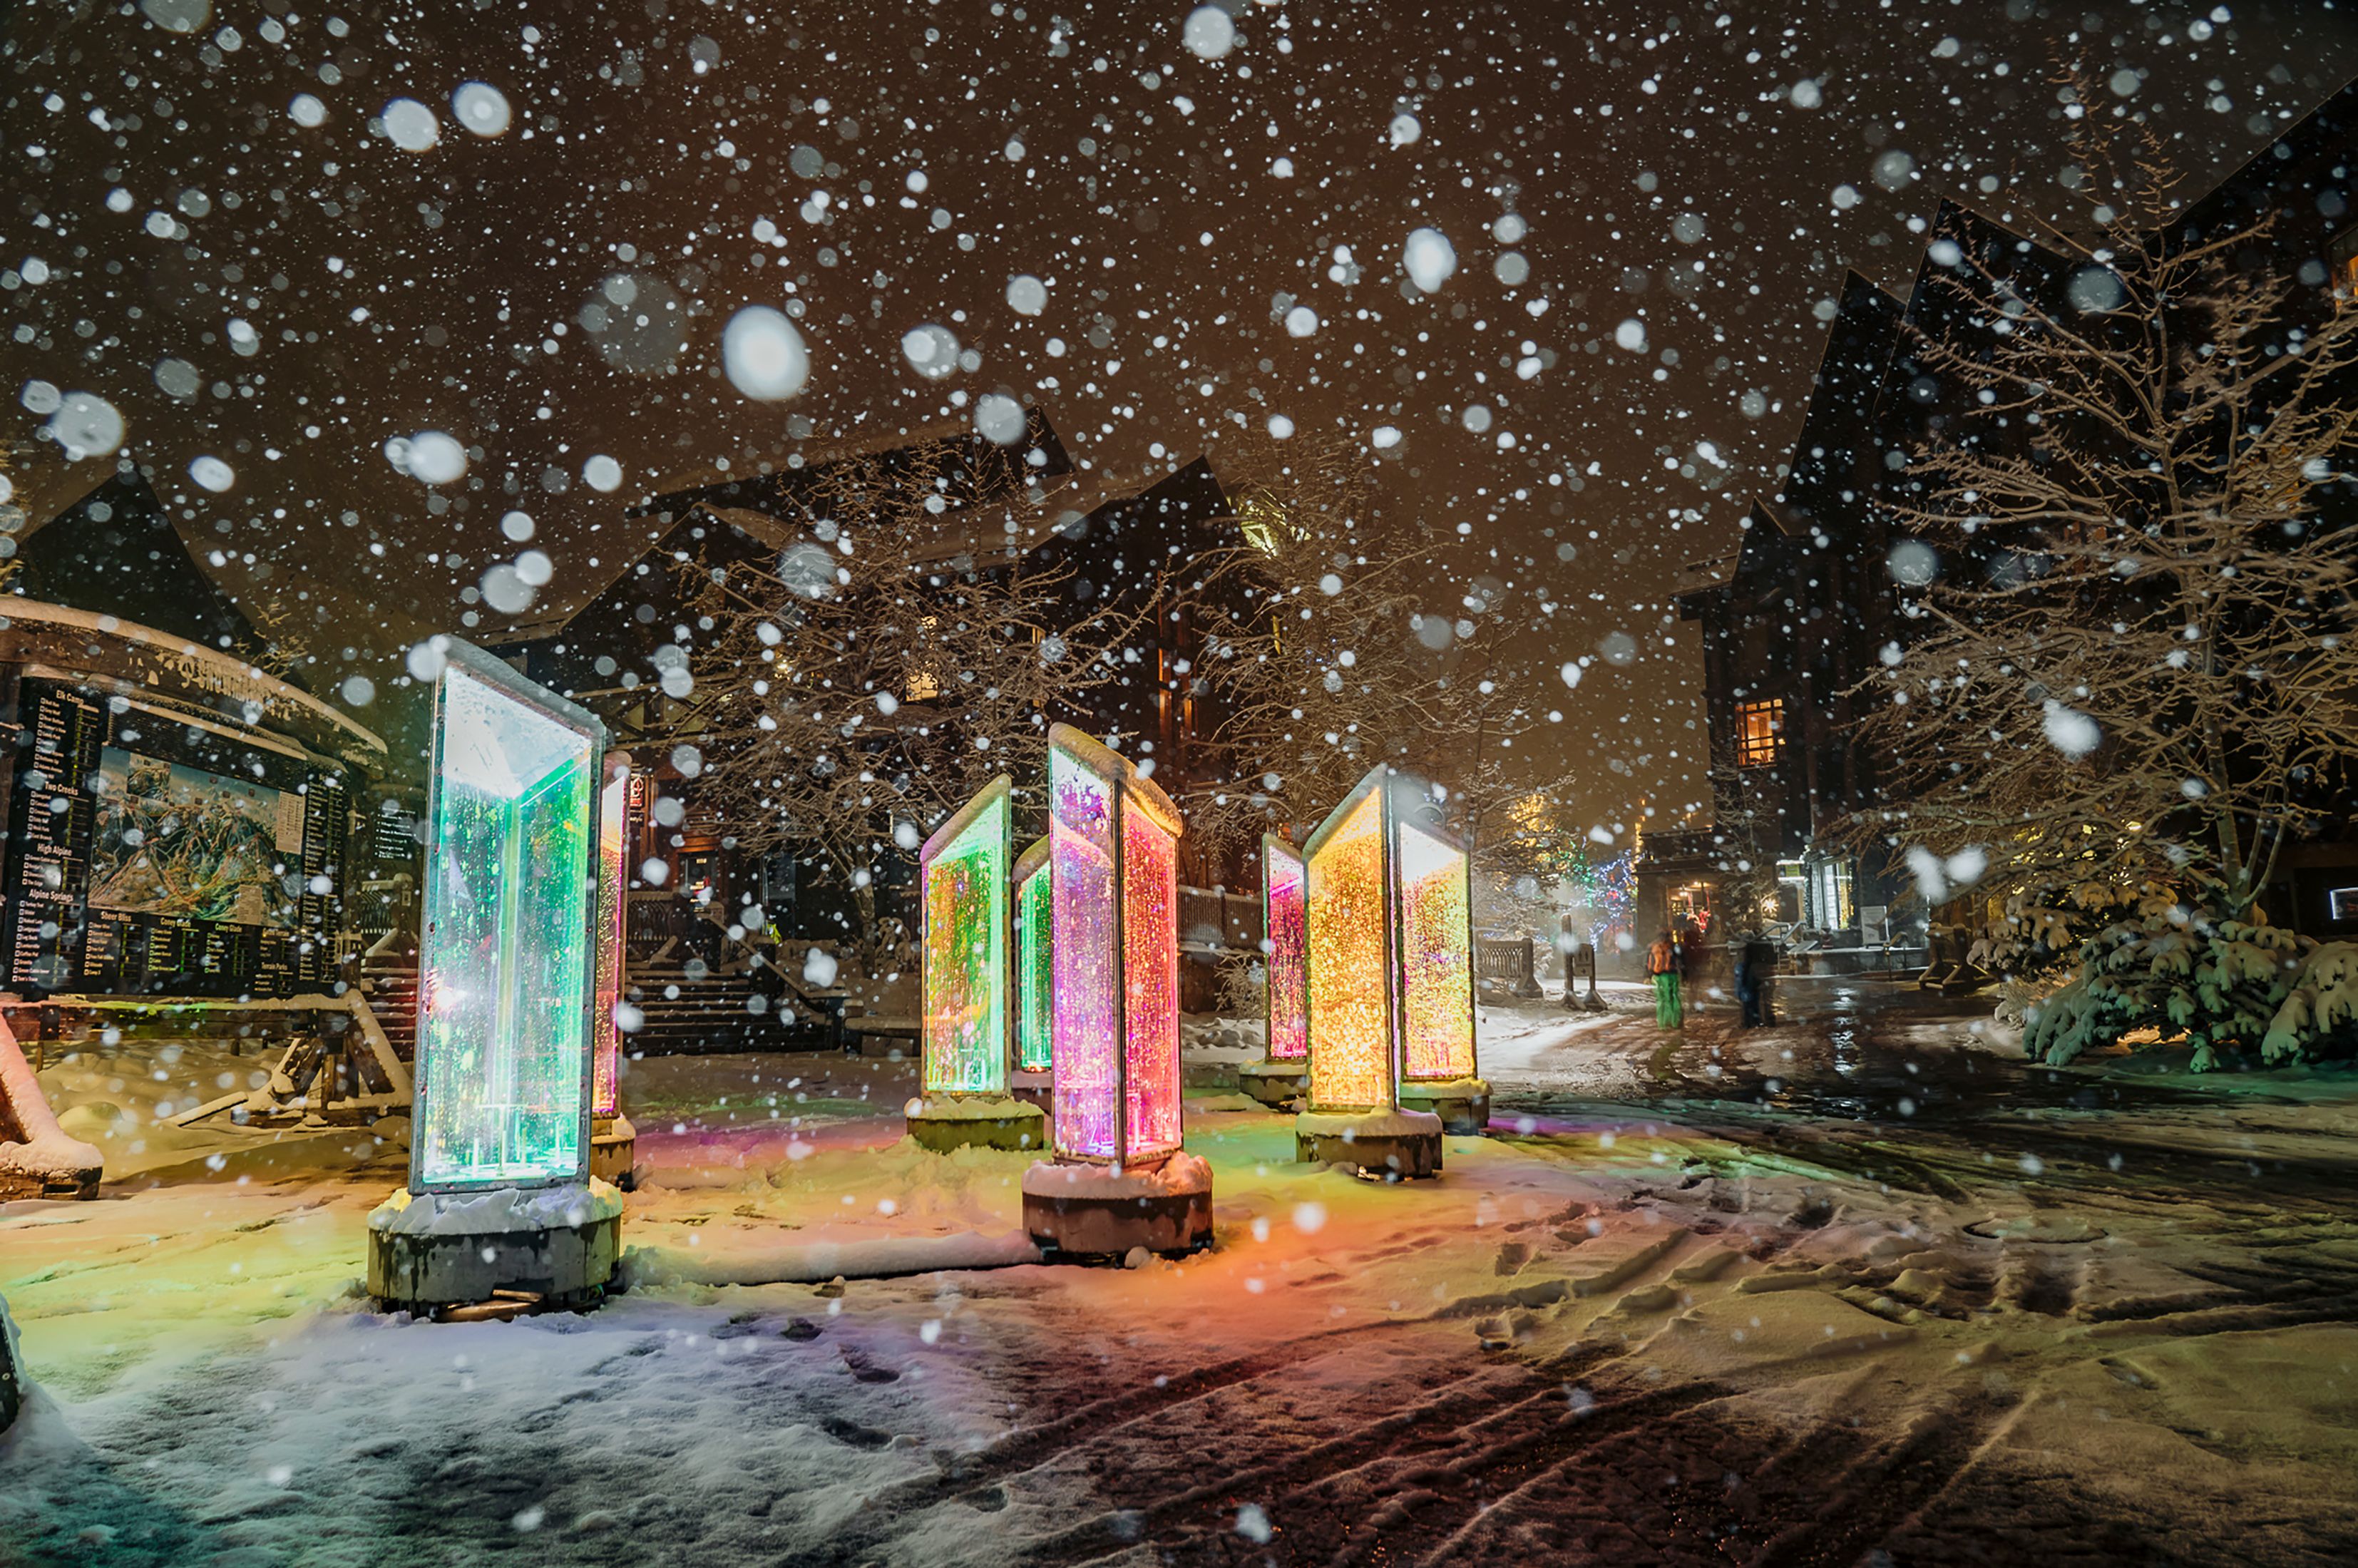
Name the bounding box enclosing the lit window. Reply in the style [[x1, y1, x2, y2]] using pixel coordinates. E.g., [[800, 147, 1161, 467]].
[[1736, 700, 1783, 767]]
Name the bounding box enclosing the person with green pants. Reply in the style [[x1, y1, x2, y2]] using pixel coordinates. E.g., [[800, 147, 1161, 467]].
[[1647, 928, 1683, 1029]]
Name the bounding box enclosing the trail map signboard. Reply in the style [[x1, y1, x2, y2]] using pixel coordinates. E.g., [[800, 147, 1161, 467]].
[[1, 677, 348, 998]]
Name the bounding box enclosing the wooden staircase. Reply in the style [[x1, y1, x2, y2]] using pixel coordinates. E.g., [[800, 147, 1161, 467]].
[[620, 955, 840, 1055]]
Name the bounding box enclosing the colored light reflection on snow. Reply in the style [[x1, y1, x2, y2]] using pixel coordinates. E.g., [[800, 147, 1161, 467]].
[[1015, 836, 1052, 1073], [1398, 821, 1476, 1082], [1306, 786, 1391, 1111], [412, 650, 603, 1192], [1047, 724, 1186, 1166], [1263, 834, 1308, 1062], [590, 755, 630, 1118], [921, 776, 1012, 1097]]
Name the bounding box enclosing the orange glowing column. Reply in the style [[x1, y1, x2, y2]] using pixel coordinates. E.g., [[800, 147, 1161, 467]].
[[1305, 783, 1393, 1112], [1398, 821, 1477, 1084], [1303, 767, 1478, 1112]]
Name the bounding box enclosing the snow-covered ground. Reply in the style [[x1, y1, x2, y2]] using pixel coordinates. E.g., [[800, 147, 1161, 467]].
[[6, 990, 2358, 1565]]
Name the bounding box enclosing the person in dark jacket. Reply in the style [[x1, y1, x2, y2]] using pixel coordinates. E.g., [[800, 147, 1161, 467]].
[[1734, 932, 1776, 1027]]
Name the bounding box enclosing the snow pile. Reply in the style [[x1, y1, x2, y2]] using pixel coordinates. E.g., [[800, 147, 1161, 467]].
[[623, 1228, 1042, 1288], [0, 1024, 102, 1198], [901, 1094, 1037, 1123], [1020, 1149, 1211, 1201], [369, 1178, 624, 1238]]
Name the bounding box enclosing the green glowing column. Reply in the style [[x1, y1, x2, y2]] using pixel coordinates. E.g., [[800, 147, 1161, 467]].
[[410, 643, 605, 1192], [369, 640, 622, 1314], [1015, 834, 1053, 1075]]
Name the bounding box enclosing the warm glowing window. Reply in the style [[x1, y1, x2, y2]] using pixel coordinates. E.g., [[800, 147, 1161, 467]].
[[1736, 700, 1784, 767], [906, 616, 942, 702]]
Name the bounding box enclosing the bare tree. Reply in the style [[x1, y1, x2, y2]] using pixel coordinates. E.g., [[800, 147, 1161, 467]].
[[1190, 425, 1530, 864], [648, 447, 1145, 974], [1844, 94, 2358, 931]]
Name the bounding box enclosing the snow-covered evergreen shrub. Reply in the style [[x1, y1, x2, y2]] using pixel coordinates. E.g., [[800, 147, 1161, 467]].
[[1214, 952, 1266, 1019], [2022, 891, 2307, 1070], [2261, 943, 2358, 1065]]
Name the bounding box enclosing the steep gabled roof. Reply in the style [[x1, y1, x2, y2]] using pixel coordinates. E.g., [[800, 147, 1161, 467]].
[[10, 468, 267, 660], [1772, 271, 1906, 534]]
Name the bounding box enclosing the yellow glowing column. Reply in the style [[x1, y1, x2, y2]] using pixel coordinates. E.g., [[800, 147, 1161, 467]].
[[1303, 783, 1393, 1113]]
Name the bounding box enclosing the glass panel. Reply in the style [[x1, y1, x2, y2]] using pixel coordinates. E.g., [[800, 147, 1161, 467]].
[[1122, 806, 1181, 1159], [1016, 859, 1054, 1072], [590, 762, 628, 1118], [1049, 744, 1119, 1159], [1264, 840, 1308, 1062], [1398, 822, 1476, 1081], [921, 784, 1009, 1095], [1306, 789, 1391, 1110], [414, 663, 597, 1190]]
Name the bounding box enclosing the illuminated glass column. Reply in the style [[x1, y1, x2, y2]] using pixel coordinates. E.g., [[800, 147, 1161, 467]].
[[1013, 835, 1053, 1075], [1393, 814, 1489, 1134], [1293, 765, 1465, 1177], [1237, 834, 1310, 1107], [589, 752, 637, 1185], [367, 640, 624, 1312], [906, 776, 1045, 1152], [1021, 724, 1211, 1256]]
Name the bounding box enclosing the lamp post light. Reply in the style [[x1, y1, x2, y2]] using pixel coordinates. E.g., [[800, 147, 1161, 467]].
[[906, 775, 1046, 1153], [1293, 765, 1467, 1178], [366, 640, 622, 1313], [588, 751, 636, 1187], [1020, 724, 1212, 1257], [1236, 833, 1309, 1107]]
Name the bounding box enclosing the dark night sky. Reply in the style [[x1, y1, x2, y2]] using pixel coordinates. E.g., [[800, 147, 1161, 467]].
[[5, 1, 2358, 832]]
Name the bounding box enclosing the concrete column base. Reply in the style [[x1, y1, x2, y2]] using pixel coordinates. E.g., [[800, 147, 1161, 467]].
[[1022, 1152, 1214, 1259], [1295, 1108, 1445, 1179], [1236, 1058, 1308, 1108], [366, 1179, 624, 1315], [1398, 1077, 1492, 1136], [1007, 1070, 1053, 1116], [590, 1114, 637, 1190], [906, 1094, 1048, 1154]]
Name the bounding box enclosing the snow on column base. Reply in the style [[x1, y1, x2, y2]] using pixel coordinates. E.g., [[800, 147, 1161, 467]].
[[366, 1178, 625, 1314], [590, 1114, 637, 1190], [1295, 1108, 1445, 1180], [1237, 1058, 1309, 1108], [1021, 1152, 1214, 1259], [906, 1094, 1048, 1154], [1397, 1077, 1492, 1137]]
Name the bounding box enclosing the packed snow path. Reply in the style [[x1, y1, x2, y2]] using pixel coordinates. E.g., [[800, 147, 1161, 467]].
[[4, 982, 2357, 1565]]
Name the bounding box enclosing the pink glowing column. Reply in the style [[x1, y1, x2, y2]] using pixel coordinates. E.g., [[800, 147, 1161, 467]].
[[1263, 834, 1308, 1063], [590, 753, 632, 1119], [1046, 723, 1186, 1169], [1122, 799, 1181, 1159]]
